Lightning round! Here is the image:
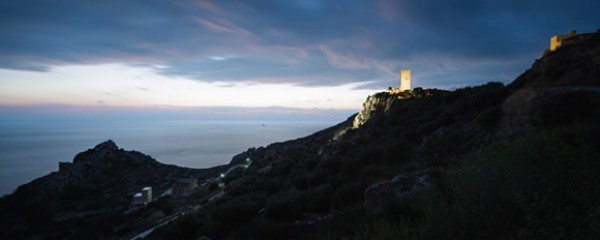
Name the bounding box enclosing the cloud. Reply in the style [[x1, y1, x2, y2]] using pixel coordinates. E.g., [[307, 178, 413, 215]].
[[0, 59, 50, 72], [1, 0, 599, 89]]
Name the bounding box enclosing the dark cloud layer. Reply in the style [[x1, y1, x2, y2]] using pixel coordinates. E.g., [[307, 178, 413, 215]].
[[1, 0, 599, 89]]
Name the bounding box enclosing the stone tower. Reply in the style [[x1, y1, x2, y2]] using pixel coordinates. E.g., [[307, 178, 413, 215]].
[[550, 30, 577, 51], [400, 69, 411, 91]]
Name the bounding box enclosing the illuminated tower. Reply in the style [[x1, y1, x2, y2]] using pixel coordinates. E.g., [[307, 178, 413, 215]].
[[550, 30, 577, 51], [400, 69, 411, 91]]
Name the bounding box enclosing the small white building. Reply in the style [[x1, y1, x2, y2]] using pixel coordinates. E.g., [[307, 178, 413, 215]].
[[131, 186, 153, 205], [142, 187, 152, 204], [132, 192, 144, 205]]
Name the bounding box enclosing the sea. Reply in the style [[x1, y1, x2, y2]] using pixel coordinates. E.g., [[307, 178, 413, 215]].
[[0, 120, 337, 196]]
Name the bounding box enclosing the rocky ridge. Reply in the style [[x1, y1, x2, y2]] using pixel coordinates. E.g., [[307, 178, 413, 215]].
[[1, 30, 600, 239]]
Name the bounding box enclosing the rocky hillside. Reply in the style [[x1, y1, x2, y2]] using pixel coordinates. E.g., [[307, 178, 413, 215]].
[[1, 30, 600, 240], [0, 140, 225, 239], [147, 30, 600, 239]]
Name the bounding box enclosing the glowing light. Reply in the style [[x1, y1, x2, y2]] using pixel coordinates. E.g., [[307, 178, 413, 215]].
[[0, 63, 376, 109]]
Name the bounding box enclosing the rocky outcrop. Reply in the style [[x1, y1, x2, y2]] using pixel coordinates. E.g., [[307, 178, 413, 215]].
[[351, 89, 444, 129], [364, 173, 431, 216], [72, 140, 156, 166], [352, 92, 396, 128]]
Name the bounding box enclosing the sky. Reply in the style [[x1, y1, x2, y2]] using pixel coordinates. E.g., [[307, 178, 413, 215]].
[[1, 0, 599, 120]]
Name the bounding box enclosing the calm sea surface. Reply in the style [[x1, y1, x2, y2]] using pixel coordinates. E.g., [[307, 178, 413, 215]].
[[0, 120, 336, 195]]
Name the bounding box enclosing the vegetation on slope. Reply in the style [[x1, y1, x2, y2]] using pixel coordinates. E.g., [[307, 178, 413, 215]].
[[148, 31, 600, 240], [148, 83, 600, 240], [2, 31, 599, 240], [416, 131, 600, 240]]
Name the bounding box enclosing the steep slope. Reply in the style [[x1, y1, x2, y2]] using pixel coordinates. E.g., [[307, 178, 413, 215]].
[[149, 30, 600, 239]]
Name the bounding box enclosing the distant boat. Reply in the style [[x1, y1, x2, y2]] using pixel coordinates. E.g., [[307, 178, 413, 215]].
[[261, 124, 266, 127]]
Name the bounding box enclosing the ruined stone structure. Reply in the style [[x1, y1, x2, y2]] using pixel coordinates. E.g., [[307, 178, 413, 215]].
[[389, 69, 411, 93], [550, 30, 577, 51]]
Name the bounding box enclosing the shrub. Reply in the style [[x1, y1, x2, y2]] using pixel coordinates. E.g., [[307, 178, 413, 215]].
[[259, 177, 284, 194], [266, 190, 303, 221], [211, 194, 264, 224], [359, 165, 394, 181], [382, 139, 412, 164], [332, 181, 369, 206], [340, 157, 361, 176], [301, 184, 332, 213], [156, 214, 202, 240], [421, 128, 475, 162], [359, 145, 382, 164], [198, 220, 228, 240], [466, 82, 508, 111], [401, 129, 419, 143], [303, 155, 321, 171], [450, 82, 508, 113], [476, 105, 503, 131], [416, 132, 600, 239], [532, 92, 591, 127], [338, 141, 355, 155], [293, 175, 309, 191], [321, 156, 343, 174], [61, 184, 89, 201], [305, 169, 329, 187]]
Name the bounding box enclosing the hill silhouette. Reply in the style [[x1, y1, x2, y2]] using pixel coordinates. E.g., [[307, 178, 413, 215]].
[[1, 30, 600, 239]]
